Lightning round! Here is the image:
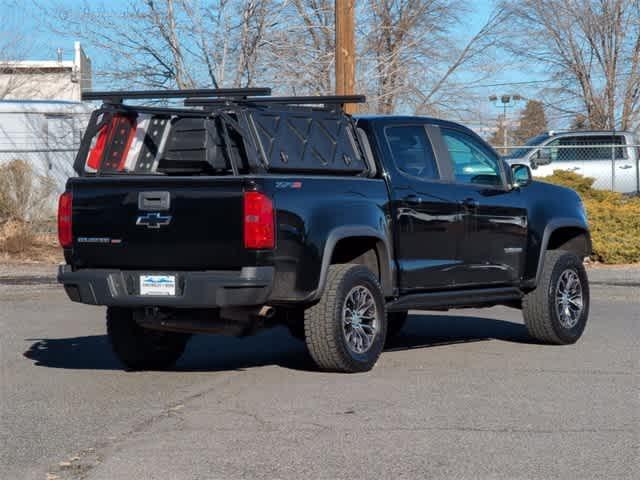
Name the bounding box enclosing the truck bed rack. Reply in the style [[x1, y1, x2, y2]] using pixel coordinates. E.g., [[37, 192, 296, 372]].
[[184, 95, 366, 108], [82, 88, 366, 111], [82, 88, 272, 103], [76, 88, 370, 177]]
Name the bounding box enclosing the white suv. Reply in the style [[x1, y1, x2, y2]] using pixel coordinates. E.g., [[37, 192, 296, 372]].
[[505, 131, 639, 193]]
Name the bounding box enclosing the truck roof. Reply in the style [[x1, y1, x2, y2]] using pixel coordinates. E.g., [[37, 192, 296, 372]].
[[354, 114, 467, 130]]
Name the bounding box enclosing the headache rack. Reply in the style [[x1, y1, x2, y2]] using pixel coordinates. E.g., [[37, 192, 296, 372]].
[[76, 88, 372, 177]]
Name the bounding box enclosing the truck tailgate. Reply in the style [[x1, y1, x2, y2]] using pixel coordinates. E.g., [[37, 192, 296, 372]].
[[69, 177, 254, 270]]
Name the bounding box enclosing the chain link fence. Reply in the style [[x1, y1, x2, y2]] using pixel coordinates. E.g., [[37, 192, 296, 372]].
[[0, 148, 77, 193], [502, 143, 640, 194]]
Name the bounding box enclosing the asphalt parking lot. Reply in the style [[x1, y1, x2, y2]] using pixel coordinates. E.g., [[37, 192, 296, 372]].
[[1, 265, 638, 480]]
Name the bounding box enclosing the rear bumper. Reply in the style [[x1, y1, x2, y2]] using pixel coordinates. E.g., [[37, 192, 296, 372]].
[[57, 265, 274, 308]]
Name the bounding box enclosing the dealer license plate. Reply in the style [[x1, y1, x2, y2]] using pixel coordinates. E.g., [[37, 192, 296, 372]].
[[140, 275, 176, 296]]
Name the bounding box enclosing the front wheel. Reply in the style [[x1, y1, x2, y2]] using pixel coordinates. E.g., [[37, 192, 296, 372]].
[[106, 307, 191, 370], [304, 264, 386, 373], [522, 251, 589, 344]]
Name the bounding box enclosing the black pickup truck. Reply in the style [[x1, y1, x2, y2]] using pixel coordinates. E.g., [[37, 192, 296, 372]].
[[57, 88, 591, 373]]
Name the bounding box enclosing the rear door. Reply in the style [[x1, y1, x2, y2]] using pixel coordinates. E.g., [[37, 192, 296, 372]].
[[381, 123, 463, 291], [70, 177, 251, 270], [438, 127, 528, 286], [576, 134, 636, 193]]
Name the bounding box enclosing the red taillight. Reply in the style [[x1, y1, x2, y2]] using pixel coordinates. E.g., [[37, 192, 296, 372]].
[[243, 191, 275, 249], [58, 191, 73, 248], [85, 114, 137, 172]]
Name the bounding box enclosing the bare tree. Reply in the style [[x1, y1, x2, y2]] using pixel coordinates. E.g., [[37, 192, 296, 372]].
[[358, 1, 507, 115], [234, 0, 273, 87], [37, 0, 279, 90], [501, 0, 640, 131], [34, 0, 508, 118], [268, 1, 507, 113], [0, 26, 37, 99], [265, 0, 335, 94]]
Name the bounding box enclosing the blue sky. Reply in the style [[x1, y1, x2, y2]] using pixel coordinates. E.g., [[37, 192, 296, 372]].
[[4, 0, 520, 78], [1, 0, 545, 125]]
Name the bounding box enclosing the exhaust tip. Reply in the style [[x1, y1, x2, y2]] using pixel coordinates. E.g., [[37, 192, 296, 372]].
[[258, 305, 276, 320]]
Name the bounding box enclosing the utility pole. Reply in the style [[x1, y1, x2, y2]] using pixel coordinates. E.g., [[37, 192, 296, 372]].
[[335, 0, 356, 114]]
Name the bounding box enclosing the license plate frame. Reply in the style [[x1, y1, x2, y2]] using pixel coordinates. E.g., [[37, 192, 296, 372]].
[[139, 274, 176, 296]]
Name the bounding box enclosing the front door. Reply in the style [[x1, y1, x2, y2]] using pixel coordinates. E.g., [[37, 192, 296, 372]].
[[382, 124, 464, 291], [438, 127, 528, 286]]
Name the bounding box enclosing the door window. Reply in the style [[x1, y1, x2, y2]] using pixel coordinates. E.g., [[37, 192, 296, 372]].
[[385, 125, 439, 180], [441, 128, 503, 186], [550, 135, 627, 161], [544, 139, 561, 162]]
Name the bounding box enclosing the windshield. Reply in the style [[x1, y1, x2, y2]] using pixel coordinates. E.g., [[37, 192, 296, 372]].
[[505, 133, 550, 158]]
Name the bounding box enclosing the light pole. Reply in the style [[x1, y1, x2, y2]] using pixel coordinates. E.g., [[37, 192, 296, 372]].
[[489, 94, 522, 152]]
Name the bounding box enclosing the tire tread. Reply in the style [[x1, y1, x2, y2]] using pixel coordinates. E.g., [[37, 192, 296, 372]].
[[304, 264, 385, 372], [522, 250, 588, 345]]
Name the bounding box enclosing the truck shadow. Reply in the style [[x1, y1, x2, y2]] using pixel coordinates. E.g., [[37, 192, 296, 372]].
[[23, 313, 534, 372]]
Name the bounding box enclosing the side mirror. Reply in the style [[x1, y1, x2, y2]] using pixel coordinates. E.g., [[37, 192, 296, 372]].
[[531, 149, 552, 169], [511, 164, 532, 188]]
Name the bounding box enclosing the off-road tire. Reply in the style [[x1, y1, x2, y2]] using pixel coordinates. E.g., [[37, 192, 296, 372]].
[[522, 251, 589, 345], [386, 311, 408, 342], [304, 264, 386, 373], [106, 307, 190, 370]]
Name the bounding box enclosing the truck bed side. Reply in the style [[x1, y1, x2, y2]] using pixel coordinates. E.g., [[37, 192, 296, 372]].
[[64, 174, 392, 305]]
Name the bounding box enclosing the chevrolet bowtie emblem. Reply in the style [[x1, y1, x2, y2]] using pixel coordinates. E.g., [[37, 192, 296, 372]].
[[136, 212, 172, 229]]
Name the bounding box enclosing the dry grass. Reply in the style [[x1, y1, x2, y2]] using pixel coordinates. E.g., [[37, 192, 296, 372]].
[[0, 160, 61, 263], [0, 159, 56, 222], [0, 219, 62, 263]]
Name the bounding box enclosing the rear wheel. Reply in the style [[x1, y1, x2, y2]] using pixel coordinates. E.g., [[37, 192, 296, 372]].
[[106, 307, 190, 370], [304, 264, 386, 373], [522, 251, 589, 344]]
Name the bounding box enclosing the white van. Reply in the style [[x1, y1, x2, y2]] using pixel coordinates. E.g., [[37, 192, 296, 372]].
[[504, 130, 639, 194]]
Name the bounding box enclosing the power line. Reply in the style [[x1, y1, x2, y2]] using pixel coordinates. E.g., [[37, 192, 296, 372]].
[[466, 79, 555, 88], [463, 71, 638, 90]]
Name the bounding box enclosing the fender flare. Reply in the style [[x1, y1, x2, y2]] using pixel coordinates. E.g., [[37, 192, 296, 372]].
[[526, 218, 591, 288], [306, 226, 394, 302]]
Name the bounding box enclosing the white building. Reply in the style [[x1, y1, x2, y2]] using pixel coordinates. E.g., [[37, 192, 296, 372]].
[[0, 42, 93, 194], [0, 100, 92, 193], [0, 42, 92, 101]]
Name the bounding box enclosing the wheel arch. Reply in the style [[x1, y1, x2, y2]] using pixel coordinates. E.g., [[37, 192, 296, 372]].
[[308, 226, 394, 302], [528, 218, 591, 288]]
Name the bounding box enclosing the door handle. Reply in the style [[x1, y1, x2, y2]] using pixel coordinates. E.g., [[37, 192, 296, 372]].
[[138, 191, 171, 211], [405, 194, 423, 205], [460, 198, 479, 209], [567, 166, 581, 171], [618, 165, 632, 170]]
